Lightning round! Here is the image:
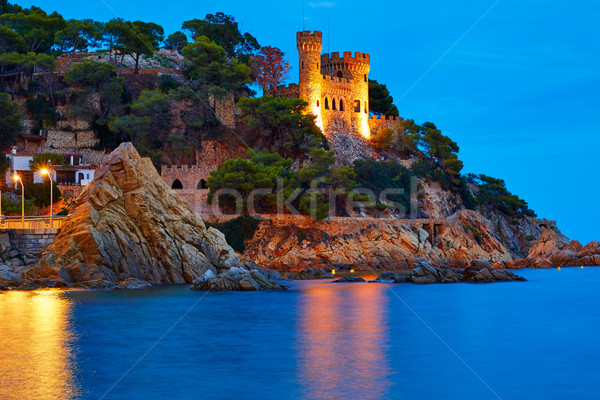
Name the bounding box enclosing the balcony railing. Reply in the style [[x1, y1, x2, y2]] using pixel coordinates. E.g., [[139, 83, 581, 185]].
[[0, 216, 68, 230]]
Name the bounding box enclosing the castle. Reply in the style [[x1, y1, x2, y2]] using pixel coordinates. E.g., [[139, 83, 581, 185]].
[[161, 31, 403, 212], [270, 31, 401, 139]]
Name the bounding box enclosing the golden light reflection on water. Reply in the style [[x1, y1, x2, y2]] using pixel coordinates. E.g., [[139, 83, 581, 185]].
[[0, 290, 78, 400], [297, 283, 391, 399]]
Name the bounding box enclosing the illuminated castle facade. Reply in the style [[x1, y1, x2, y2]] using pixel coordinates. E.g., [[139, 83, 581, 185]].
[[271, 31, 401, 139]]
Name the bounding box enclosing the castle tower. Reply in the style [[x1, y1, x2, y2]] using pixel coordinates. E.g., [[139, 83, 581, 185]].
[[320, 51, 371, 138], [297, 31, 324, 130]]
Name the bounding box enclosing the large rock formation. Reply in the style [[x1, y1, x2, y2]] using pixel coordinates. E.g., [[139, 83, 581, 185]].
[[242, 210, 545, 271], [371, 259, 525, 284], [26, 143, 245, 288], [512, 225, 600, 268]]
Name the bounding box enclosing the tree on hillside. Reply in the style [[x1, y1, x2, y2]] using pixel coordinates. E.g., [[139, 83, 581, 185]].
[[64, 60, 115, 90], [0, 8, 66, 54], [369, 79, 399, 117], [54, 19, 101, 59], [466, 174, 535, 217], [122, 21, 164, 73], [182, 12, 259, 61], [0, 52, 55, 97], [237, 95, 326, 157], [250, 46, 289, 94], [164, 31, 188, 52], [0, 25, 26, 53], [207, 149, 293, 213], [182, 36, 251, 96], [0, 92, 21, 145]]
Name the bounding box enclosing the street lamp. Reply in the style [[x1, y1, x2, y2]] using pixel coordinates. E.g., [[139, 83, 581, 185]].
[[13, 174, 24, 226], [40, 168, 53, 227]]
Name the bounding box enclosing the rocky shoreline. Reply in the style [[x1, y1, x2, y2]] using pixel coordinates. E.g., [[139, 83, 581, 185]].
[[0, 143, 596, 292]]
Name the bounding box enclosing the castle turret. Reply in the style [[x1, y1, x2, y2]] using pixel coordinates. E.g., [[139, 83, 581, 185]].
[[297, 31, 323, 130]]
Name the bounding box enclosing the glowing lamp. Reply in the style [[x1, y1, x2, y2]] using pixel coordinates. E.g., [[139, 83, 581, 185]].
[[40, 168, 49, 176], [13, 174, 20, 182], [331, 269, 335, 275], [350, 269, 355, 273]]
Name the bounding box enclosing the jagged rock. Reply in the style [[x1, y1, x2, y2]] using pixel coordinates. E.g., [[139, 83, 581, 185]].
[[193, 269, 286, 291], [512, 227, 600, 268], [333, 276, 366, 283], [25, 143, 244, 288], [116, 278, 152, 289], [294, 267, 334, 280], [371, 271, 408, 283], [242, 209, 543, 272], [406, 258, 525, 284], [0, 265, 21, 281]]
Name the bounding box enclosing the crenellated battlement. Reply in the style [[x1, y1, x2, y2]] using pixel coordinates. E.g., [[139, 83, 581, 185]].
[[161, 165, 205, 173], [369, 115, 403, 121], [321, 51, 370, 64], [297, 30, 322, 39]]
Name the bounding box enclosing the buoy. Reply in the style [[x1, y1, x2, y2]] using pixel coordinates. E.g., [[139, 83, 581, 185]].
[[558, 266, 561, 271], [332, 269, 336, 275], [350, 269, 355, 273], [581, 266, 584, 269]]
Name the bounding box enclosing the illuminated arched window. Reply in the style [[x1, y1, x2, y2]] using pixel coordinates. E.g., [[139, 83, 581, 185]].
[[332, 98, 337, 110], [325, 97, 329, 109], [354, 100, 360, 112]]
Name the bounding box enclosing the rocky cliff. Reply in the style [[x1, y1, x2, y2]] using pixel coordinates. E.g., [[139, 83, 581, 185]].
[[512, 225, 600, 268], [25, 143, 244, 288], [241, 208, 546, 272]]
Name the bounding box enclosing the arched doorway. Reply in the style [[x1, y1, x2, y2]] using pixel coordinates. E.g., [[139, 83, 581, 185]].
[[197, 179, 207, 189], [171, 179, 183, 190]]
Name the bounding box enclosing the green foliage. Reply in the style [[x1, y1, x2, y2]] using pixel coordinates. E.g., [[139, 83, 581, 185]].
[[22, 180, 62, 208], [0, 24, 26, 53], [29, 152, 65, 170], [353, 158, 413, 214], [237, 95, 325, 157], [54, 18, 101, 56], [370, 127, 394, 150], [0, 7, 66, 54], [64, 60, 115, 89], [368, 79, 399, 117], [182, 35, 251, 95], [182, 12, 259, 60], [164, 31, 188, 52], [207, 148, 360, 219], [25, 96, 57, 129], [0, 155, 9, 190], [0, 92, 21, 144], [205, 214, 261, 253], [207, 149, 292, 213], [159, 75, 180, 93], [0, 195, 37, 215], [466, 173, 536, 217]]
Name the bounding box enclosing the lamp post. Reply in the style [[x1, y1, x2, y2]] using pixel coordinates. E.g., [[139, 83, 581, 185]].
[[40, 168, 53, 227], [13, 174, 24, 226]]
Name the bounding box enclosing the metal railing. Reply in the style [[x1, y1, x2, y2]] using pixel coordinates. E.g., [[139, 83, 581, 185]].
[[0, 216, 68, 230]]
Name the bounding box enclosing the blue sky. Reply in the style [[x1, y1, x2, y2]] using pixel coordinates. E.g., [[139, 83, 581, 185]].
[[14, 0, 600, 243]]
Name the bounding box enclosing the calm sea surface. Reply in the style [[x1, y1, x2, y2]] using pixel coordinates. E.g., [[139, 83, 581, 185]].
[[1, 267, 599, 400]]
